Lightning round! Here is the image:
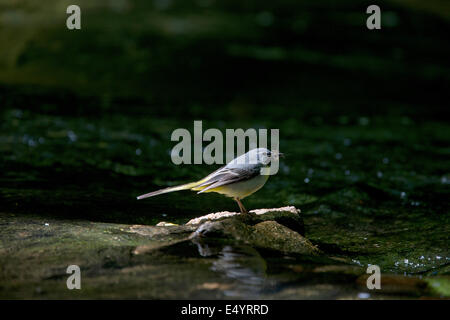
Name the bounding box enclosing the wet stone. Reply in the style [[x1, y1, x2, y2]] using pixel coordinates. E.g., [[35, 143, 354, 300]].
[[186, 207, 318, 255]]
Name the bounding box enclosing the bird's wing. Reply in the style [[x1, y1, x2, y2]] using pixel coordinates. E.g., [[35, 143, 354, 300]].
[[194, 166, 260, 193]]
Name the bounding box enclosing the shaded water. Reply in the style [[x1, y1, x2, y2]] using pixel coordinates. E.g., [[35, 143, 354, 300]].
[[0, 0, 449, 298]]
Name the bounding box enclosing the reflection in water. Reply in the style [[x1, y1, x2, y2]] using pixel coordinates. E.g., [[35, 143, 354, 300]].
[[193, 239, 269, 298], [192, 238, 217, 257]]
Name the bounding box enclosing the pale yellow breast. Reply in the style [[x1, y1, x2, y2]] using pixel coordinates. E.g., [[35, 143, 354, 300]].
[[200, 174, 270, 199]]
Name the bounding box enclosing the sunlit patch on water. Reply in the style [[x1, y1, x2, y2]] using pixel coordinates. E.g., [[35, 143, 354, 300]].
[[357, 292, 370, 299], [392, 255, 450, 274]]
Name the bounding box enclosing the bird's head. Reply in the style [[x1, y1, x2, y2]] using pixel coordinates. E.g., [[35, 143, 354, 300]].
[[243, 148, 283, 166]]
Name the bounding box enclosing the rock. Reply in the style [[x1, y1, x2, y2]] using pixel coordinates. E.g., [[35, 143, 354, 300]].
[[187, 206, 302, 227], [156, 221, 179, 227], [186, 211, 242, 225], [190, 217, 253, 240], [122, 206, 315, 256], [250, 221, 320, 255], [128, 224, 196, 239], [187, 206, 320, 256], [187, 206, 305, 235]]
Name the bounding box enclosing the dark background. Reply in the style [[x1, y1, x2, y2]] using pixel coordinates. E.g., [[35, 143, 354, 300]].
[[0, 0, 449, 298]]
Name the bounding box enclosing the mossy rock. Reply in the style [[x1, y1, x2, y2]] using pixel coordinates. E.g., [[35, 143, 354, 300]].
[[188, 207, 320, 256]]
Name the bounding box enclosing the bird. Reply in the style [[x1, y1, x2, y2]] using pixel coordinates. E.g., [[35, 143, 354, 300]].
[[136, 148, 282, 214]]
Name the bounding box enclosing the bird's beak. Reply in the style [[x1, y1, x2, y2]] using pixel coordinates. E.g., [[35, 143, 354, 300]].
[[271, 151, 284, 159]]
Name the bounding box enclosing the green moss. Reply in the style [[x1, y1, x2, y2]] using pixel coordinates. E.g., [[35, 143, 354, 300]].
[[425, 277, 450, 298]]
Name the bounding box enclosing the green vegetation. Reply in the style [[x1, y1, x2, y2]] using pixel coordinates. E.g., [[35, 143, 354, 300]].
[[0, 0, 448, 299]]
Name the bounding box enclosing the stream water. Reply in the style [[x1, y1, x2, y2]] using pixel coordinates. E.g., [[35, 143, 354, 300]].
[[0, 0, 449, 299]]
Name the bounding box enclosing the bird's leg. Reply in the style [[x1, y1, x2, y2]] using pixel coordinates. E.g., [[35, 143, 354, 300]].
[[234, 198, 248, 214]]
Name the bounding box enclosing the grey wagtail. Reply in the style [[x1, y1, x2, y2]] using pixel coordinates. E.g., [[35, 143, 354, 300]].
[[137, 148, 282, 214]]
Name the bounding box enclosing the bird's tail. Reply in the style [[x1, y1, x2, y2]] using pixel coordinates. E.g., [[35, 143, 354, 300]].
[[136, 181, 200, 200]]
